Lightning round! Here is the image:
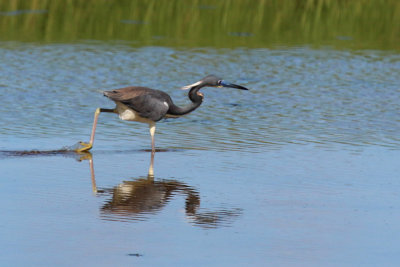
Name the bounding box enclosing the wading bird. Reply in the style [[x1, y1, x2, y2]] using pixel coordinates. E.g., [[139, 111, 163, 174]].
[[76, 75, 248, 153]]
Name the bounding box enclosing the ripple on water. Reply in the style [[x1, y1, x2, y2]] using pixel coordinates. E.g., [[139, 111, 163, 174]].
[[0, 43, 399, 151]]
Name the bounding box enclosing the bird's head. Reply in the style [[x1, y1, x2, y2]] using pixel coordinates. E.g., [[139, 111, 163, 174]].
[[181, 75, 249, 91]]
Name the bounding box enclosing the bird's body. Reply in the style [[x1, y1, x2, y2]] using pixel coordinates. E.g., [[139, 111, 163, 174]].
[[76, 75, 248, 153], [115, 101, 154, 123], [103, 85, 201, 122]]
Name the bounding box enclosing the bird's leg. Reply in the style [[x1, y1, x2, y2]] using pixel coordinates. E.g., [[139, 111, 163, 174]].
[[149, 122, 156, 155], [76, 108, 115, 152], [148, 152, 155, 180]]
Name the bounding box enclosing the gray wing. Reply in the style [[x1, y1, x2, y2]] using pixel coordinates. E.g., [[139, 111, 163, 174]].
[[103, 86, 153, 101], [120, 93, 171, 122], [104, 87, 172, 122]]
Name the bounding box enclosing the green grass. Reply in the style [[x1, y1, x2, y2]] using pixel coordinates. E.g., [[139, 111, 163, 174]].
[[0, 0, 399, 50]]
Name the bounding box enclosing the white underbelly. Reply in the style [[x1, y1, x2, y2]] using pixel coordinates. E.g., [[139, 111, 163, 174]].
[[115, 102, 153, 124]]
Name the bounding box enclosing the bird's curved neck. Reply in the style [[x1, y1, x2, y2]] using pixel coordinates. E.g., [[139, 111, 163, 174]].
[[168, 86, 203, 116]]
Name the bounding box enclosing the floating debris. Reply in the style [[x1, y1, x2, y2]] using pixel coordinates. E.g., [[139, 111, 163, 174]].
[[198, 5, 217, 10], [127, 253, 143, 257], [228, 32, 254, 37], [0, 10, 47, 16], [120, 20, 147, 25]]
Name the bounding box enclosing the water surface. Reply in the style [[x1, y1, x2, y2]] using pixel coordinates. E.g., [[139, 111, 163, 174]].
[[1, 1, 400, 266], [0, 44, 399, 151], [1, 42, 400, 266]]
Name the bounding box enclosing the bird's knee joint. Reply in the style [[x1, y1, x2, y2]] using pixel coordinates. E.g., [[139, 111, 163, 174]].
[[149, 124, 156, 136]]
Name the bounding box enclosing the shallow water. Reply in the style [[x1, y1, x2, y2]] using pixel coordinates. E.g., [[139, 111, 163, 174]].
[[1, 1, 400, 264], [1, 42, 400, 266], [1, 43, 399, 151], [2, 147, 400, 266]]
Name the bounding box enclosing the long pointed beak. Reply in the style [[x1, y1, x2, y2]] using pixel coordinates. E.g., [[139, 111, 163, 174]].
[[220, 80, 249, 90]]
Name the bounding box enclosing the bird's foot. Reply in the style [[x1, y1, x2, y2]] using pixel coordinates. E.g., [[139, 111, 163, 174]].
[[75, 141, 93, 153]]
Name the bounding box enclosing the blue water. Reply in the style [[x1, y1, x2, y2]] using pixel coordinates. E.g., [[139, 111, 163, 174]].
[[1, 42, 400, 266]]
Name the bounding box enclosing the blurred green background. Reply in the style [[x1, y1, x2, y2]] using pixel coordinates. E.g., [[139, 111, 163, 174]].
[[0, 0, 399, 50]]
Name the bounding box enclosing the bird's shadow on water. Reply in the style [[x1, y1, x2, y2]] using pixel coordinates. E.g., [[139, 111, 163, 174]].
[[0, 146, 242, 229], [81, 152, 242, 229]]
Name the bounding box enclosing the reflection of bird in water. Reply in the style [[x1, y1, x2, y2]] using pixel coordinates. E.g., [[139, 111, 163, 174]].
[[80, 152, 242, 229], [100, 178, 201, 221], [77, 75, 248, 154]]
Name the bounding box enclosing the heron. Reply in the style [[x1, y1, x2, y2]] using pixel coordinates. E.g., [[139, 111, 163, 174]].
[[76, 75, 248, 153]]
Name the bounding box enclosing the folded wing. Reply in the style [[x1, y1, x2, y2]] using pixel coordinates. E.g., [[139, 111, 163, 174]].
[[104, 87, 171, 122]]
